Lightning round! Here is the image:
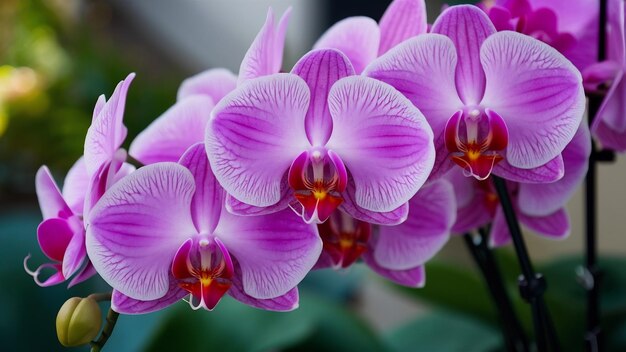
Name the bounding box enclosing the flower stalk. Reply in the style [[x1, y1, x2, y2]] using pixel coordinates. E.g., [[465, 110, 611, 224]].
[[90, 308, 119, 352]]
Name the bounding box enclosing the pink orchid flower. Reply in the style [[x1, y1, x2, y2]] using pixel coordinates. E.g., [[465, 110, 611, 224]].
[[87, 144, 321, 313], [365, 5, 585, 182]]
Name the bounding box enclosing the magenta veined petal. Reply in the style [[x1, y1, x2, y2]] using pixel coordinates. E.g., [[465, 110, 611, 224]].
[[177, 68, 237, 102], [62, 157, 89, 215], [492, 154, 565, 184], [207, 73, 310, 207], [313, 17, 380, 74], [292, 49, 354, 146], [326, 76, 435, 212], [37, 218, 74, 262], [519, 207, 570, 240], [362, 253, 426, 287], [378, 0, 428, 55], [84, 73, 134, 176], [480, 31, 585, 169], [215, 208, 321, 299], [178, 143, 224, 235], [87, 163, 197, 301], [432, 5, 496, 105], [229, 264, 299, 311], [238, 7, 291, 85], [339, 178, 409, 226], [130, 96, 214, 165], [374, 180, 455, 270], [111, 277, 188, 315], [36, 166, 72, 220]]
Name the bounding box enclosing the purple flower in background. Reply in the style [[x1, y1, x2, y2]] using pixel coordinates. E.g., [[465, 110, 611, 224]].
[[129, 8, 289, 165], [314, 0, 428, 73], [482, 0, 599, 73], [365, 5, 585, 182], [316, 179, 455, 287], [25, 74, 136, 287], [87, 144, 321, 313], [208, 49, 435, 225], [449, 124, 590, 247]]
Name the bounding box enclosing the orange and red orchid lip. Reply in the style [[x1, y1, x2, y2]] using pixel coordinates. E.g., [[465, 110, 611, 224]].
[[288, 148, 348, 223], [172, 237, 234, 311], [444, 108, 509, 180], [318, 212, 371, 268]]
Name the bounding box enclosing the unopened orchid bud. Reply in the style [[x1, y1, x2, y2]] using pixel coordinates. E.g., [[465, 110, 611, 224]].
[[56, 297, 102, 347]]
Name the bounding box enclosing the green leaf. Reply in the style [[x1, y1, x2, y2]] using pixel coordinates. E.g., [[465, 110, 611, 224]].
[[385, 310, 503, 352]]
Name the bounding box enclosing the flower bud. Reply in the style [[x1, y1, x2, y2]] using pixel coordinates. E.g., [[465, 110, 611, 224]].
[[56, 297, 102, 347]]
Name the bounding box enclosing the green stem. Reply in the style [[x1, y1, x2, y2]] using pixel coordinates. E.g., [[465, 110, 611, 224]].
[[90, 308, 119, 352]]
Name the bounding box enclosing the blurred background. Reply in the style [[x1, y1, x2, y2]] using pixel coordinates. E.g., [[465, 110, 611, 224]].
[[1, 0, 626, 351]]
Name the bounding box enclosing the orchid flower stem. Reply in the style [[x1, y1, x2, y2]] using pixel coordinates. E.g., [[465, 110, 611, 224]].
[[463, 230, 529, 352], [90, 308, 119, 352], [492, 175, 560, 352]]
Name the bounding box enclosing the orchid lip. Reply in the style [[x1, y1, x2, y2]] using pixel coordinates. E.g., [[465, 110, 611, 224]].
[[318, 212, 371, 269], [445, 108, 509, 180], [172, 237, 234, 311], [288, 148, 347, 223]]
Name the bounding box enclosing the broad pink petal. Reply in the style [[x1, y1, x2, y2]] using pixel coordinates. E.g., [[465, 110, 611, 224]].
[[453, 199, 493, 234], [365, 34, 463, 175], [87, 163, 197, 300], [326, 76, 434, 212], [378, 0, 428, 55], [215, 208, 321, 299], [112, 277, 188, 314], [480, 31, 585, 169], [238, 8, 291, 84], [177, 68, 237, 102], [178, 143, 223, 234], [68, 261, 97, 287], [339, 179, 409, 225], [374, 180, 454, 270], [37, 218, 73, 262], [595, 73, 626, 134], [226, 176, 293, 216], [432, 5, 496, 105], [130, 96, 214, 165], [492, 154, 564, 183], [518, 124, 590, 216], [36, 166, 72, 220], [207, 74, 310, 207], [62, 229, 86, 279], [592, 118, 626, 151], [314, 17, 379, 74], [444, 168, 474, 208], [229, 264, 299, 311], [84, 73, 134, 176], [362, 253, 426, 287], [292, 49, 354, 146], [62, 157, 89, 215], [519, 207, 570, 239], [583, 61, 622, 91], [489, 208, 511, 248]]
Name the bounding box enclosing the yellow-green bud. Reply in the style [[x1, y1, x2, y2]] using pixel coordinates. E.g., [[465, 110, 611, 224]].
[[56, 297, 102, 347]]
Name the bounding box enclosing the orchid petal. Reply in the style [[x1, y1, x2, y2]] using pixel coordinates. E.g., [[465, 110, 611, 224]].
[[62, 157, 89, 215], [238, 7, 291, 84], [363, 253, 426, 287], [314, 17, 380, 74], [229, 264, 299, 311], [37, 218, 73, 262], [493, 154, 564, 183], [445, 168, 474, 208], [489, 208, 511, 248], [23, 258, 66, 287], [480, 31, 585, 168], [519, 125, 590, 216], [453, 200, 493, 234], [178, 143, 223, 234], [84, 73, 134, 176], [432, 5, 496, 105], [519, 208, 570, 239], [595, 73, 626, 134], [36, 166, 72, 220], [292, 49, 354, 146], [177, 68, 237, 102], [339, 181, 409, 225], [374, 180, 455, 270], [62, 230, 86, 279], [226, 176, 293, 216], [68, 261, 97, 287], [130, 96, 214, 165], [216, 208, 321, 299], [111, 277, 188, 314], [326, 76, 434, 212], [592, 118, 626, 151], [87, 163, 197, 300], [378, 0, 428, 55], [365, 34, 463, 175], [207, 73, 310, 207]]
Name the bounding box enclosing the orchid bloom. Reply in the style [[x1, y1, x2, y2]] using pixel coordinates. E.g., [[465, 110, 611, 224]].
[[24, 74, 136, 287], [316, 179, 455, 287], [584, 0, 626, 151], [208, 48, 435, 225], [314, 0, 427, 73], [365, 5, 585, 182], [482, 0, 599, 73], [129, 8, 289, 165], [449, 123, 590, 247], [87, 143, 321, 313]]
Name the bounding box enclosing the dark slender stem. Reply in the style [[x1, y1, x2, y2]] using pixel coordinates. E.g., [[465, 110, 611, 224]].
[[492, 175, 560, 352], [90, 308, 120, 352], [463, 231, 529, 352]]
